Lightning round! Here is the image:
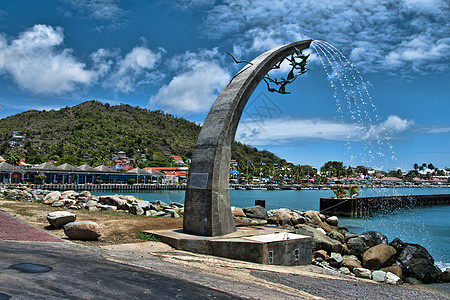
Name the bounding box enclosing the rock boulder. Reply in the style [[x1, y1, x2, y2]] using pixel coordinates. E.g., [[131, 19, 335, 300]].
[[98, 195, 128, 210], [371, 270, 387, 282], [353, 267, 372, 279], [341, 256, 362, 272], [232, 207, 246, 217], [360, 231, 388, 247], [64, 221, 101, 240], [347, 237, 369, 257], [385, 272, 401, 285], [295, 225, 344, 253], [397, 243, 440, 283], [362, 244, 397, 270], [381, 265, 403, 279], [43, 191, 61, 204], [243, 206, 268, 220], [47, 211, 76, 228], [328, 230, 345, 244], [305, 210, 322, 225], [439, 270, 450, 283], [325, 216, 338, 226], [129, 205, 145, 215]]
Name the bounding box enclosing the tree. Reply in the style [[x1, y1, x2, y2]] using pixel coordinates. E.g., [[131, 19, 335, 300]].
[[35, 174, 47, 184], [405, 170, 419, 179], [356, 165, 368, 176], [320, 161, 345, 178], [4, 154, 22, 165], [436, 169, 445, 176], [54, 155, 85, 166], [299, 165, 317, 178], [413, 163, 419, 170], [348, 185, 360, 198], [333, 186, 348, 198], [427, 163, 435, 170]]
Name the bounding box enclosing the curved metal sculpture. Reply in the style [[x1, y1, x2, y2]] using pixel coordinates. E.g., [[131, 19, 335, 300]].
[[184, 40, 313, 236]]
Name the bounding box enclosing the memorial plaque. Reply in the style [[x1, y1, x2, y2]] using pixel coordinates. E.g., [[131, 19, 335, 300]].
[[189, 173, 209, 189]]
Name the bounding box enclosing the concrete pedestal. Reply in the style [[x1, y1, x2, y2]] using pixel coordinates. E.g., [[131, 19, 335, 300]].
[[148, 226, 312, 266]]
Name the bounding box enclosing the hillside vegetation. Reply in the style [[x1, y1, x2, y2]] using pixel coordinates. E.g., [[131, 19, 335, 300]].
[[0, 101, 284, 167]]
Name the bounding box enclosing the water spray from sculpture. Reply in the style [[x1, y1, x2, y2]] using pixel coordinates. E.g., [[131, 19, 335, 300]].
[[229, 41, 397, 172], [311, 40, 398, 173]]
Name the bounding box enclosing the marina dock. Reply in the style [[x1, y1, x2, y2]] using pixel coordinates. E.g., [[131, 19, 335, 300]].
[[5, 183, 186, 192], [320, 194, 450, 217]]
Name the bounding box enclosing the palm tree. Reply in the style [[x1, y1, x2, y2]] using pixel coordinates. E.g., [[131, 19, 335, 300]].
[[413, 163, 419, 170], [333, 186, 348, 198], [348, 185, 360, 198]]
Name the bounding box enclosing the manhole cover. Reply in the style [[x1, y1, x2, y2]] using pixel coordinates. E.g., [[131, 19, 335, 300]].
[[0, 293, 11, 300], [8, 263, 52, 273]]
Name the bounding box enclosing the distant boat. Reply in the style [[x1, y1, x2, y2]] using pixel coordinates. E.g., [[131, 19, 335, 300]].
[[246, 186, 259, 190]]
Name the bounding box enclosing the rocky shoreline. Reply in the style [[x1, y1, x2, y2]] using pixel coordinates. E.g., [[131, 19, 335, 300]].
[[1, 185, 449, 287], [234, 206, 450, 285]]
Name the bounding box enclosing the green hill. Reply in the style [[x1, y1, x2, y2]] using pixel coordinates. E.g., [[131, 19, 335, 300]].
[[0, 100, 285, 167]]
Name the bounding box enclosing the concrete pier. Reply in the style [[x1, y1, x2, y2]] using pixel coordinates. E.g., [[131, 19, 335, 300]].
[[320, 194, 450, 217]]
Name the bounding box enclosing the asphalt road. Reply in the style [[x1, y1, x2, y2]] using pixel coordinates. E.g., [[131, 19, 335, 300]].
[[0, 240, 240, 300]]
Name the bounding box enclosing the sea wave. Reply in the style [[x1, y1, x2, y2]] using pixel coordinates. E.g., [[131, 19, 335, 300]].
[[436, 261, 450, 271]]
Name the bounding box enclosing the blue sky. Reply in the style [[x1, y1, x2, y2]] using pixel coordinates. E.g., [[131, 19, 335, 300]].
[[0, 0, 449, 171]]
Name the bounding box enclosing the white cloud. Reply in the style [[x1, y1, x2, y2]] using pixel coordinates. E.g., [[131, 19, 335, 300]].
[[363, 115, 414, 140], [63, 0, 125, 21], [0, 25, 166, 95], [0, 24, 95, 94], [237, 115, 413, 146], [175, 0, 217, 10], [419, 125, 450, 134], [150, 49, 230, 114], [201, 0, 450, 74], [108, 46, 164, 93], [403, 0, 447, 12], [385, 35, 450, 71], [90, 48, 118, 77]]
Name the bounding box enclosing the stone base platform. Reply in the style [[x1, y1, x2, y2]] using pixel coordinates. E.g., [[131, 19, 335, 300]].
[[146, 226, 312, 266]]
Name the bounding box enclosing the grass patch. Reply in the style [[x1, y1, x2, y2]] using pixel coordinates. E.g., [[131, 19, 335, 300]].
[[87, 210, 154, 218], [15, 208, 35, 217], [136, 231, 160, 242]]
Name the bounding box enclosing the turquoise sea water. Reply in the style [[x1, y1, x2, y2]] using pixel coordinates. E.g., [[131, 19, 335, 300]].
[[93, 187, 450, 268]]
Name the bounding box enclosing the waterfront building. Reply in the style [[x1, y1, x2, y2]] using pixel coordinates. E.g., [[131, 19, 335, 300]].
[[144, 166, 188, 184], [0, 163, 164, 184]]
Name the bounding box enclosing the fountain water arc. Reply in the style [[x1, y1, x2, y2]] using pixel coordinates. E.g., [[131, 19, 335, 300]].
[[184, 40, 313, 237]]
